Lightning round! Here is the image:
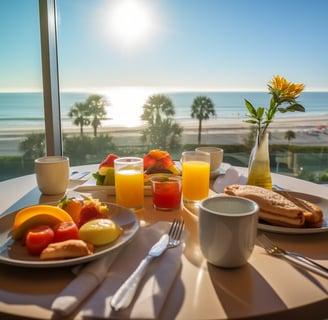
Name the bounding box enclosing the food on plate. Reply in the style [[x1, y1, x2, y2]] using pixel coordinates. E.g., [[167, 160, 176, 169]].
[[78, 198, 109, 228], [93, 153, 119, 186], [78, 218, 123, 246], [58, 196, 83, 224], [224, 184, 323, 228], [143, 149, 181, 175], [12, 205, 73, 240], [25, 225, 55, 255], [53, 221, 80, 242], [40, 239, 94, 260], [93, 150, 181, 186], [11, 197, 122, 261], [285, 197, 323, 228]]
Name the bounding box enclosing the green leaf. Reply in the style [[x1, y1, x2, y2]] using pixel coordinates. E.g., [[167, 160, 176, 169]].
[[244, 119, 259, 125], [257, 107, 265, 118], [244, 99, 257, 116]]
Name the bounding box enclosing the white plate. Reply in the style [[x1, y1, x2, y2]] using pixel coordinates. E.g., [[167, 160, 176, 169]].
[[210, 163, 231, 179], [258, 191, 328, 234], [0, 202, 139, 268]]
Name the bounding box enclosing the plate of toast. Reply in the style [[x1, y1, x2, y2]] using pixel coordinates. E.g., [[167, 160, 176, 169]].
[[224, 184, 328, 234]]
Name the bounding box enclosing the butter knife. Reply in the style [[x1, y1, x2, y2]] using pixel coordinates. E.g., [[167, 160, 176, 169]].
[[110, 234, 169, 311]]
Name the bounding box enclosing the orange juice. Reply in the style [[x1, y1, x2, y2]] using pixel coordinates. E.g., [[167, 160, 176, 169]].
[[182, 161, 210, 202], [115, 169, 144, 209]]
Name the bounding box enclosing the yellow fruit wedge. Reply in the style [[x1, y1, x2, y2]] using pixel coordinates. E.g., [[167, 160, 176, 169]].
[[78, 219, 123, 246], [12, 205, 73, 238], [103, 167, 115, 185], [168, 164, 181, 175]]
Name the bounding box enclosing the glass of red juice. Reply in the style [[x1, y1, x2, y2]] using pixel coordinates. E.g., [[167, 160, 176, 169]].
[[150, 175, 182, 210]]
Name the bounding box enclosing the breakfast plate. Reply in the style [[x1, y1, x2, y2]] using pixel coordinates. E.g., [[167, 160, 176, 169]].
[[258, 191, 328, 234], [0, 202, 139, 268]]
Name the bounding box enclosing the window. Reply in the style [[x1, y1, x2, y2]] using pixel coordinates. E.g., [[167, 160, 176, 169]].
[[1, 0, 328, 184]]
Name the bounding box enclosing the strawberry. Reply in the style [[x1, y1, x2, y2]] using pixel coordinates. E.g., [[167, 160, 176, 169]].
[[78, 206, 104, 228]]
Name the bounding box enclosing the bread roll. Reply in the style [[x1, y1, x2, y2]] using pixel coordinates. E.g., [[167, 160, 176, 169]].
[[224, 184, 305, 227], [40, 239, 94, 260], [296, 198, 323, 228]]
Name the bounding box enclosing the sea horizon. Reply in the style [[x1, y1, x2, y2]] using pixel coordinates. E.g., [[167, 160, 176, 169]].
[[0, 89, 328, 130]]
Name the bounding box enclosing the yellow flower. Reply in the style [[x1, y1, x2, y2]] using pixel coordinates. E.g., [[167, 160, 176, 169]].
[[268, 75, 304, 100], [245, 75, 305, 146]]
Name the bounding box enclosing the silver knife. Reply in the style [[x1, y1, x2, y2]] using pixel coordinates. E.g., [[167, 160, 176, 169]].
[[110, 234, 169, 311]]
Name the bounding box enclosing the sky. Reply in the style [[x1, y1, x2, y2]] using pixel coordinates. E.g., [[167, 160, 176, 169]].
[[1, 0, 328, 92]]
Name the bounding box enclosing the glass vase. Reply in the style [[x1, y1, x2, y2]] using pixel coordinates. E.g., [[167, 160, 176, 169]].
[[246, 132, 272, 189]]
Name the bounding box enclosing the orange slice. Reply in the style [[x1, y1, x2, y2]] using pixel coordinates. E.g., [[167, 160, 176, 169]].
[[12, 205, 73, 239]]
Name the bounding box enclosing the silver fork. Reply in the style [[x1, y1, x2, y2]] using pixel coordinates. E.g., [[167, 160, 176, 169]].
[[258, 234, 328, 278], [110, 218, 184, 311]]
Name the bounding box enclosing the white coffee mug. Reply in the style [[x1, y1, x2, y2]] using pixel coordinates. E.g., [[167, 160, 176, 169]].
[[35, 156, 70, 195], [199, 195, 259, 268], [195, 147, 224, 172]]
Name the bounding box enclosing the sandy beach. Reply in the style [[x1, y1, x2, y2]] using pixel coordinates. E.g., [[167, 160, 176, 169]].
[[1, 114, 327, 156]]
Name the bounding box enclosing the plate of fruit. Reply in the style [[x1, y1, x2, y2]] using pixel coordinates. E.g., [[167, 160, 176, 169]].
[[76, 150, 181, 195], [0, 197, 139, 268]]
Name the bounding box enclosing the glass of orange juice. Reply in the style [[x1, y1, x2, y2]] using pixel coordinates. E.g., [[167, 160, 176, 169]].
[[181, 151, 210, 203], [114, 157, 144, 209]]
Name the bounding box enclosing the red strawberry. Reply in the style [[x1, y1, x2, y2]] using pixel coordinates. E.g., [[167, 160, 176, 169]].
[[78, 206, 104, 228]]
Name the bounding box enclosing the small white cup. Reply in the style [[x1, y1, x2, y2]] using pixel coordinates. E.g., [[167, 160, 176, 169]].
[[199, 195, 259, 268], [35, 156, 70, 195], [195, 147, 224, 172]]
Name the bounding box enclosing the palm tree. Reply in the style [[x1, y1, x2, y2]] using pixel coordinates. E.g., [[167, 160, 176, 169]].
[[285, 130, 296, 144], [68, 102, 90, 135], [141, 94, 182, 149], [191, 96, 216, 144], [141, 94, 175, 125], [86, 94, 108, 136], [19, 133, 45, 159]]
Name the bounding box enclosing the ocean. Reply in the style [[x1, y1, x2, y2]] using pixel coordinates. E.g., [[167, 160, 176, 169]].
[[0, 90, 328, 131]]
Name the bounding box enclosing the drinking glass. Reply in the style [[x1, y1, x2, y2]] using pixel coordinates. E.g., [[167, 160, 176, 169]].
[[181, 151, 210, 202], [150, 175, 182, 210], [114, 157, 144, 209]]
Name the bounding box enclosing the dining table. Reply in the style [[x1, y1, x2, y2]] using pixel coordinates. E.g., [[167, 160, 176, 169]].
[[0, 163, 327, 320]]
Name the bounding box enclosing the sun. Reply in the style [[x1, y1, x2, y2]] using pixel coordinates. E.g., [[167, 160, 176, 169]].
[[109, 0, 153, 47]]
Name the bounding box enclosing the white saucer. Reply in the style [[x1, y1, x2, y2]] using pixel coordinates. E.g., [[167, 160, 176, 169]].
[[210, 163, 231, 179]]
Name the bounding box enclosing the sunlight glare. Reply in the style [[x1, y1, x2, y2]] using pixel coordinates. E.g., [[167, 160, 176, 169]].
[[105, 87, 154, 127], [109, 0, 153, 47]]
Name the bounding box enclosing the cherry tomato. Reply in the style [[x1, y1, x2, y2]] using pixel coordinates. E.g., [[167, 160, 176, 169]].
[[53, 221, 79, 242], [25, 225, 55, 255]]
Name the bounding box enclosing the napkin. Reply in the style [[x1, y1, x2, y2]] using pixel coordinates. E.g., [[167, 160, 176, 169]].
[[51, 222, 185, 319], [77, 222, 185, 319], [212, 166, 247, 193], [51, 248, 122, 316]]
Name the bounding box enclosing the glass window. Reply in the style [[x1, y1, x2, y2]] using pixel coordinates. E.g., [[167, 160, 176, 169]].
[[0, 0, 44, 181], [1, 0, 328, 184]]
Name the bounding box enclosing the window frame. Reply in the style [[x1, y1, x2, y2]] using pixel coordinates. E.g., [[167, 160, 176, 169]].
[[38, 0, 62, 156]]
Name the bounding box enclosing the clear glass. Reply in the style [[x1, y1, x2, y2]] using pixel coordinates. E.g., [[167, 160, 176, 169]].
[[150, 175, 182, 210], [0, 0, 45, 181], [181, 151, 210, 202], [247, 132, 272, 189], [114, 157, 144, 209]]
